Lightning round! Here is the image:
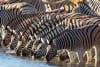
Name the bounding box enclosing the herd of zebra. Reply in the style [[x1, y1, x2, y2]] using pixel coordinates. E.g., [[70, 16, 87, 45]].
[[0, 0, 100, 66]]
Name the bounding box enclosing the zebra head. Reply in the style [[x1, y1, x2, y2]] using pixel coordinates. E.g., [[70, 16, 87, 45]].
[[33, 34, 50, 59], [46, 44, 57, 62], [10, 35, 19, 50]]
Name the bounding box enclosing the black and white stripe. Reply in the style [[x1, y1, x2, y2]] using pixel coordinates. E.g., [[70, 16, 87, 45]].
[[46, 23, 100, 63]]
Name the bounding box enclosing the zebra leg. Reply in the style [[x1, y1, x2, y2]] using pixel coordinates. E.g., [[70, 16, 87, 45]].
[[77, 49, 85, 64], [93, 46, 97, 67], [67, 51, 79, 64], [83, 49, 93, 64]]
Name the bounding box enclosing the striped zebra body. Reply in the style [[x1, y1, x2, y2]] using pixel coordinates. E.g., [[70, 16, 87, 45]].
[[0, 2, 37, 14], [33, 25, 65, 59], [7, 13, 98, 58], [87, 0, 100, 16], [12, 12, 67, 58], [35, 13, 95, 36], [3, 0, 46, 13], [34, 15, 100, 61], [0, 2, 36, 28], [35, 14, 100, 40], [20, 13, 64, 57], [9, 6, 83, 50], [7, 14, 35, 35], [4, 13, 85, 56], [0, 8, 21, 28], [7, 12, 60, 35], [45, 0, 76, 12], [10, 16, 42, 56], [35, 13, 69, 37], [6, 13, 42, 49], [75, 2, 98, 17], [46, 23, 100, 63], [74, 0, 100, 16], [0, 2, 37, 45], [4, 14, 34, 49]]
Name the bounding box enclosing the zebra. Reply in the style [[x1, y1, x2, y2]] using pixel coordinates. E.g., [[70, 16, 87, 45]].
[[0, 2, 36, 13], [6, 5, 79, 46], [16, 13, 63, 57], [21, 39, 35, 57], [8, 30, 32, 56], [86, 0, 100, 16], [10, 34, 19, 50], [4, 12, 59, 56], [34, 15, 100, 62], [6, 11, 63, 35], [6, 12, 45, 43], [2, 0, 46, 13], [74, 1, 98, 17], [0, 2, 37, 43], [6, 14, 36, 35], [2, 29, 14, 47], [44, 0, 77, 13], [13, 11, 67, 56], [46, 23, 100, 65], [0, 2, 37, 27], [6, 12, 96, 57], [33, 25, 65, 59], [2, 14, 33, 49], [6, 12, 52, 49], [34, 14, 99, 40], [5, 11, 66, 58], [72, 0, 100, 17], [0, 8, 21, 29]]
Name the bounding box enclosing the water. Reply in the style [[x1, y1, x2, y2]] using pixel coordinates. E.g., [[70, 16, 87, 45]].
[[0, 53, 58, 67], [0, 53, 99, 67], [0, 52, 99, 67]]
